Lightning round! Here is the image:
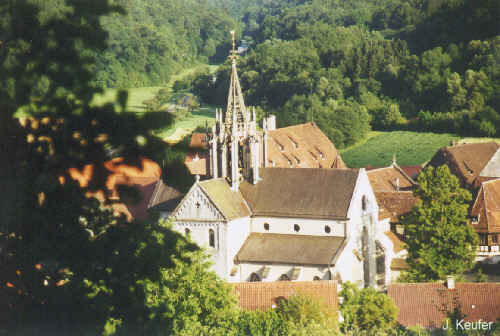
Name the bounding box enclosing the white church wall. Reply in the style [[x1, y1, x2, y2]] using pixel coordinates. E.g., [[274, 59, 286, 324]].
[[251, 217, 345, 237], [237, 262, 331, 282], [334, 239, 364, 287], [225, 217, 251, 282], [173, 220, 226, 274]]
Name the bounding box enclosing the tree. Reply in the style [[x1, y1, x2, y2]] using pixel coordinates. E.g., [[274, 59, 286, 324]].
[[402, 165, 478, 282], [0, 1, 233, 334], [339, 282, 398, 334]]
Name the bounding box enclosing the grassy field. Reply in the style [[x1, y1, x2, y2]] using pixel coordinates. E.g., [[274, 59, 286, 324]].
[[91, 64, 219, 143], [91, 86, 162, 113], [157, 107, 215, 143], [340, 131, 460, 168]]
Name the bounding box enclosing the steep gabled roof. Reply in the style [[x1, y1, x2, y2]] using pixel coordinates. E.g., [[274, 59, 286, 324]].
[[198, 178, 251, 220], [374, 192, 418, 223], [471, 179, 500, 233], [266, 123, 346, 169], [428, 142, 500, 187], [239, 168, 359, 219], [234, 233, 346, 266], [233, 281, 338, 311], [388, 283, 500, 329]]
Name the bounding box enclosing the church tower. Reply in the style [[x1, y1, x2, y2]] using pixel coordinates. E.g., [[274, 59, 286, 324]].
[[208, 31, 260, 190]]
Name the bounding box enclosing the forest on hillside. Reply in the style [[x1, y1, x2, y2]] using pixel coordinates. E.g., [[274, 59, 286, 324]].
[[184, 0, 500, 148], [91, 0, 236, 88]]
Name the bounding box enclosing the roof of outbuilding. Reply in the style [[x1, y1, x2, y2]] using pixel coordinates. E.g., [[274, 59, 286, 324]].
[[199, 178, 251, 220], [367, 165, 416, 192], [233, 281, 338, 311], [374, 192, 418, 223], [388, 282, 500, 329], [266, 122, 346, 169], [428, 142, 500, 187], [239, 168, 359, 219], [234, 233, 346, 265]]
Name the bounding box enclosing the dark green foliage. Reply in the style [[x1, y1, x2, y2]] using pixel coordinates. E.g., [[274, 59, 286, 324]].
[[235, 294, 339, 336], [92, 0, 236, 88], [339, 282, 398, 335], [191, 0, 500, 141], [0, 1, 234, 334], [402, 165, 478, 281]]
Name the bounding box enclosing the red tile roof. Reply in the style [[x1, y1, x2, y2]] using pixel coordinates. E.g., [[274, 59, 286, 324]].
[[367, 166, 416, 192], [266, 123, 346, 169], [233, 281, 338, 311], [189, 132, 207, 149], [428, 142, 500, 188], [388, 283, 500, 329]]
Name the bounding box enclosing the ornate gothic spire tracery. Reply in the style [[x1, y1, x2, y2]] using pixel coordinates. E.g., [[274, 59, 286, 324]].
[[225, 30, 249, 134]]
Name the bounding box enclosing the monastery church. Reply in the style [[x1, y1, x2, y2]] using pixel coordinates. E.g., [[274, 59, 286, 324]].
[[166, 43, 398, 288]]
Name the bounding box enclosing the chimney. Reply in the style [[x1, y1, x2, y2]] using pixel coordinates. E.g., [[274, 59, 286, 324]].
[[446, 276, 455, 289], [395, 178, 400, 191], [265, 115, 276, 131]]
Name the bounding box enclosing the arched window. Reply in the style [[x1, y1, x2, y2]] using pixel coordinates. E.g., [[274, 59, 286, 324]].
[[249, 272, 261, 282], [209, 229, 215, 247], [324, 225, 331, 234], [313, 276, 321, 281], [362, 195, 367, 211], [294, 224, 300, 232], [279, 274, 290, 281], [185, 228, 190, 236], [264, 223, 270, 231]]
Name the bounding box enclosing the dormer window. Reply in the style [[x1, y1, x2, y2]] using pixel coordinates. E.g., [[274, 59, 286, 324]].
[[288, 136, 298, 148], [293, 155, 300, 164], [310, 152, 318, 161]]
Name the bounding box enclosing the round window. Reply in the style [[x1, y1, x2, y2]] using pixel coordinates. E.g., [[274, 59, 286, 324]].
[[294, 224, 300, 232], [324, 225, 331, 233]]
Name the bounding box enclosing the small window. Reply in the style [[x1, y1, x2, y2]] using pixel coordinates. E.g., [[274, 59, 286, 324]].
[[324, 225, 331, 234], [250, 272, 261, 282], [209, 229, 215, 247], [264, 223, 270, 231], [185, 228, 190, 236], [493, 235, 498, 244], [294, 224, 300, 232], [479, 233, 488, 246], [471, 215, 479, 224], [279, 274, 290, 281], [195, 201, 201, 209], [362, 195, 367, 211], [313, 276, 321, 281]]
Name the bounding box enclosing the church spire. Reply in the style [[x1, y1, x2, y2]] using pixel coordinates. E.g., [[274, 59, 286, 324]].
[[225, 30, 249, 130]]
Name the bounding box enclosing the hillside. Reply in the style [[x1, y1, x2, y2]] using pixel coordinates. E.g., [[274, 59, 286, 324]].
[[189, 0, 500, 149]]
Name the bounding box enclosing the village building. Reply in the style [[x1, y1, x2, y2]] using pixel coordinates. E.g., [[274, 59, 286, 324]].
[[366, 162, 418, 282], [168, 37, 395, 288], [428, 142, 500, 257], [428, 142, 500, 190], [470, 179, 500, 256], [388, 280, 500, 330]]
